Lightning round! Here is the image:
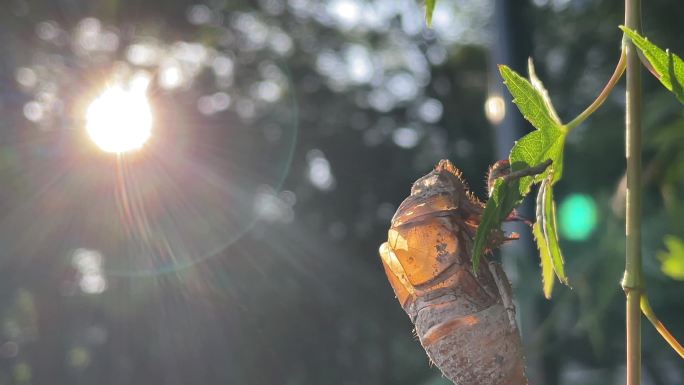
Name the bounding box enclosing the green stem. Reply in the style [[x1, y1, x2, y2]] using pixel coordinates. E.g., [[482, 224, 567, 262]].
[[625, 290, 641, 385], [566, 50, 627, 131], [641, 296, 684, 359], [621, 1, 643, 385]]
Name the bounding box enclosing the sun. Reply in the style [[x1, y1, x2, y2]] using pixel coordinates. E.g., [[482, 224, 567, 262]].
[[86, 78, 153, 153]]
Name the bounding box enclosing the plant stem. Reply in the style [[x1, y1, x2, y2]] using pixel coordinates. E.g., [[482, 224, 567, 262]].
[[566, 50, 626, 131], [502, 159, 552, 184], [640, 296, 684, 359], [622, 1, 643, 385]]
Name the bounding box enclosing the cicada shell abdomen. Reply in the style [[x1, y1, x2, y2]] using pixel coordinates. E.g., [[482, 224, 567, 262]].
[[379, 160, 527, 385]]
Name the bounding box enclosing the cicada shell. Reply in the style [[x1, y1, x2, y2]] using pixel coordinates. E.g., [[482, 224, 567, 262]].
[[379, 160, 527, 385]]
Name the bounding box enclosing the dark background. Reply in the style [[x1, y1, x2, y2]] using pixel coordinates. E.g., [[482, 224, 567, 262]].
[[0, 0, 683, 384]]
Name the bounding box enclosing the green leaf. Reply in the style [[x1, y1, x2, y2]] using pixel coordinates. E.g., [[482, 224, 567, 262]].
[[425, 0, 437, 27], [500, 63, 567, 193], [499, 64, 562, 135], [510, 130, 566, 190], [540, 175, 568, 284], [472, 63, 570, 284], [621, 26, 684, 105], [658, 235, 684, 280], [533, 174, 569, 297], [533, 222, 555, 298], [527, 58, 562, 125], [472, 179, 507, 272], [503, 63, 568, 288]]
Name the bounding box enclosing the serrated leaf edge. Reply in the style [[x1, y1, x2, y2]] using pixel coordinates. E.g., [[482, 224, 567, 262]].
[[621, 26, 684, 104], [528, 58, 562, 125], [499, 65, 564, 136]]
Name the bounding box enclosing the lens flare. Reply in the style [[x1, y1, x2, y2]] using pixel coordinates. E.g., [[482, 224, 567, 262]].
[[86, 79, 152, 153]]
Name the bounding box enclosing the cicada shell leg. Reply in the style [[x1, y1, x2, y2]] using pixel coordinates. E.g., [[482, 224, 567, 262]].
[[488, 261, 517, 329]]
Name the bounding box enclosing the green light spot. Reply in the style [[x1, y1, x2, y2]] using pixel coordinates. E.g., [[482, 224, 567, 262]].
[[559, 194, 597, 241]]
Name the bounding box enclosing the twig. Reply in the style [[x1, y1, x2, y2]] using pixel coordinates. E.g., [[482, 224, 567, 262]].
[[502, 159, 553, 184]]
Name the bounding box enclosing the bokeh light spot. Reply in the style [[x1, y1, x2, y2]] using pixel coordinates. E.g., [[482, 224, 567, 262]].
[[392, 127, 420, 149], [559, 194, 598, 241], [306, 149, 335, 191], [484, 94, 506, 125]]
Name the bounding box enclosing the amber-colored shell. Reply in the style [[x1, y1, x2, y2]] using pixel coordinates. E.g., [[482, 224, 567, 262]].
[[379, 160, 527, 385]]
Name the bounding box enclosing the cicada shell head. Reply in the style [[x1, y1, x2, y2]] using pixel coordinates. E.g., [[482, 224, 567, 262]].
[[379, 159, 527, 385], [392, 159, 483, 228]]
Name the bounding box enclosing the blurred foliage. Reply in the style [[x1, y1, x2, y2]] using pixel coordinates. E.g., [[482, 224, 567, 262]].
[[658, 235, 684, 280], [0, 0, 681, 385]]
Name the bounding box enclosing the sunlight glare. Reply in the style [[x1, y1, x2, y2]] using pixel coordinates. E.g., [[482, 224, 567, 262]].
[[86, 77, 153, 153]]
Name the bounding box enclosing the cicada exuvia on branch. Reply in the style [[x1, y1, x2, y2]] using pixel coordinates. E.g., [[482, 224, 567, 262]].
[[379, 160, 528, 385]]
